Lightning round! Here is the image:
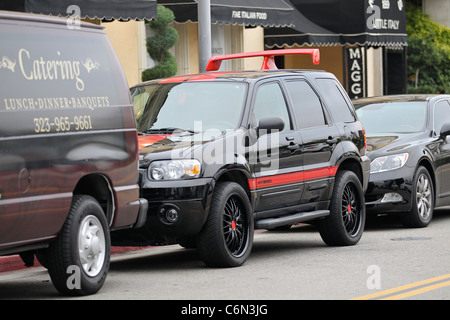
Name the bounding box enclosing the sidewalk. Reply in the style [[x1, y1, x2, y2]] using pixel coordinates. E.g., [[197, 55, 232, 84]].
[[0, 247, 147, 273]]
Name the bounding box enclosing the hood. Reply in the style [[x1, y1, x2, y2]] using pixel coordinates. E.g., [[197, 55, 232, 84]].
[[138, 134, 174, 150], [138, 129, 225, 159], [366, 132, 423, 155]]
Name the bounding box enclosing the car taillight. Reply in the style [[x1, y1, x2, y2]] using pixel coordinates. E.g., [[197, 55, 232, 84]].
[[362, 127, 367, 150]]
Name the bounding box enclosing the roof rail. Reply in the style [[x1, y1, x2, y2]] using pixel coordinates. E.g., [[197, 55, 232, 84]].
[[205, 49, 320, 72]]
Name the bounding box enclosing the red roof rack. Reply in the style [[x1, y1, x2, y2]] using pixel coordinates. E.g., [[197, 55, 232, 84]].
[[205, 49, 320, 72]]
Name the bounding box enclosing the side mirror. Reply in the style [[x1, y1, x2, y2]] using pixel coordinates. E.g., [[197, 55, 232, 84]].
[[440, 123, 450, 139], [257, 117, 285, 136]]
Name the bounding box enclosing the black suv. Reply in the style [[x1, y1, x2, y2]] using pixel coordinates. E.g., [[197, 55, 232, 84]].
[[124, 50, 370, 267]]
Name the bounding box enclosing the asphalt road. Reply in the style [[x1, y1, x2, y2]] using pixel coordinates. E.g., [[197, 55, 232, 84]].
[[1, 208, 450, 301]]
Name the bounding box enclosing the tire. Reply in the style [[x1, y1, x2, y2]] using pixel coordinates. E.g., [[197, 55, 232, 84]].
[[46, 195, 111, 296], [319, 170, 365, 246], [401, 166, 434, 228], [196, 182, 254, 267]]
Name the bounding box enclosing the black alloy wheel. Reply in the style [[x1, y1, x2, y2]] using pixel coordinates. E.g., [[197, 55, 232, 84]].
[[223, 195, 248, 256], [319, 170, 365, 246], [341, 182, 362, 237], [197, 182, 254, 267]]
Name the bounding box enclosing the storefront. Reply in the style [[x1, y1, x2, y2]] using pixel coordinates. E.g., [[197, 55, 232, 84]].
[[265, 0, 408, 98], [3, 0, 407, 96]]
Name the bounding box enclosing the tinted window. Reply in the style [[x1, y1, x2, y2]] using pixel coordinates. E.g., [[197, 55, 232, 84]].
[[0, 23, 125, 108], [252, 82, 292, 131], [316, 78, 356, 123], [285, 80, 326, 129], [434, 100, 450, 135], [0, 22, 128, 138], [356, 101, 427, 133]]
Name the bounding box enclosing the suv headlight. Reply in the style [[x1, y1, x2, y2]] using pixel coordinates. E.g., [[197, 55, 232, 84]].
[[149, 159, 201, 180], [370, 153, 409, 173]]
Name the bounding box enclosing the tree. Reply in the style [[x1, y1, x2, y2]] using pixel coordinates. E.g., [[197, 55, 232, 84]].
[[142, 5, 178, 81], [406, 2, 450, 93]]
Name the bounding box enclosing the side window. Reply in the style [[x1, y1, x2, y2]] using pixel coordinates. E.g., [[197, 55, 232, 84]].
[[316, 78, 356, 123], [434, 100, 450, 135], [252, 82, 292, 131], [285, 80, 326, 129]]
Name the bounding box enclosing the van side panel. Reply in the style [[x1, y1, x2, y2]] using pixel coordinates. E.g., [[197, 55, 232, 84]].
[[0, 18, 140, 252]]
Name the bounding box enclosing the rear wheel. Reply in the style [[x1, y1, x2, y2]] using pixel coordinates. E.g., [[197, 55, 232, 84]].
[[46, 195, 110, 296], [197, 182, 253, 267], [319, 170, 365, 246]]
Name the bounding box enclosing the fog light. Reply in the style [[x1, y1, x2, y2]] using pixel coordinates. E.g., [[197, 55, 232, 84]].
[[166, 208, 179, 223], [381, 192, 403, 203], [158, 205, 180, 225]]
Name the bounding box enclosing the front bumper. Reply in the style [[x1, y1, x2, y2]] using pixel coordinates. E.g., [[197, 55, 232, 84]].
[[140, 176, 215, 241], [132, 198, 149, 228], [361, 154, 371, 193], [365, 167, 414, 213]]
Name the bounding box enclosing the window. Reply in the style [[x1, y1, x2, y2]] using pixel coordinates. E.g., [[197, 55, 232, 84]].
[[316, 78, 356, 123], [131, 82, 247, 133], [434, 100, 450, 135], [252, 82, 292, 131], [356, 101, 427, 134], [285, 80, 326, 129]]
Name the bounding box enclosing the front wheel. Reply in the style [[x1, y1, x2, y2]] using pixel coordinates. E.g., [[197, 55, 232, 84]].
[[196, 182, 254, 267], [401, 166, 434, 228], [319, 170, 365, 246], [46, 195, 110, 296]]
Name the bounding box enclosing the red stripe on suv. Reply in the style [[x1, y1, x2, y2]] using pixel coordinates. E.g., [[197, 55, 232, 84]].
[[248, 166, 339, 190]]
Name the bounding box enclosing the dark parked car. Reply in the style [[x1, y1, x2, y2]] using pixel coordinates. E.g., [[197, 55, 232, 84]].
[[354, 94, 450, 227], [122, 50, 370, 267], [0, 12, 147, 295]]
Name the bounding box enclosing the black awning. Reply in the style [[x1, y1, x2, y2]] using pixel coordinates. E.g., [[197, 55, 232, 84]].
[[264, 7, 340, 48], [0, 0, 157, 21], [265, 0, 407, 48], [157, 0, 297, 27]]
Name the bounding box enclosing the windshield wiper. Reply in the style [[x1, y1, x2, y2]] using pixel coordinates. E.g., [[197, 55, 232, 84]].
[[141, 127, 198, 135]]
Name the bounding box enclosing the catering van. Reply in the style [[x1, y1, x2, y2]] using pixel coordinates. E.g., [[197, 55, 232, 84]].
[[0, 11, 147, 296]]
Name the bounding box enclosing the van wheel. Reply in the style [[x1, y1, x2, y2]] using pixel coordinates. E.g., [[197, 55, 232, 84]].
[[197, 182, 253, 267], [319, 170, 365, 246], [46, 195, 110, 296]]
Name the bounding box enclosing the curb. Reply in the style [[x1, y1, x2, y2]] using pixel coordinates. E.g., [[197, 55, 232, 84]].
[[0, 246, 148, 274]]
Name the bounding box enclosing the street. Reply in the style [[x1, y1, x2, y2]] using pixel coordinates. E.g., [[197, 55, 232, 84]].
[[1, 208, 450, 300]]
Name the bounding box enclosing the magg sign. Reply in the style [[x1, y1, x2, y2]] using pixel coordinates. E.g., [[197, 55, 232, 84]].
[[345, 47, 366, 99]]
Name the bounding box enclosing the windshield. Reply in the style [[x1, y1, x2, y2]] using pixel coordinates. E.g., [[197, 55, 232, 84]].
[[355, 101, 427, 134], [131, 82, 247, 134]]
